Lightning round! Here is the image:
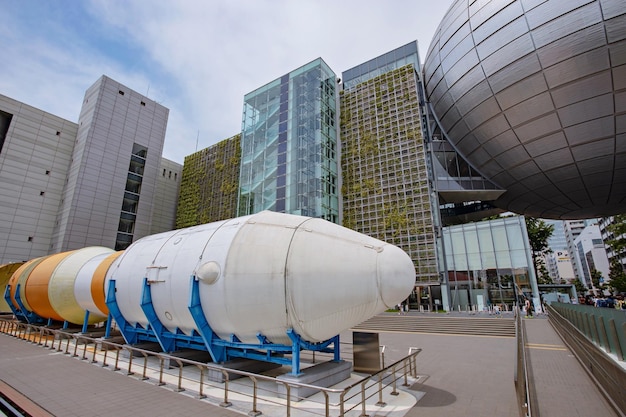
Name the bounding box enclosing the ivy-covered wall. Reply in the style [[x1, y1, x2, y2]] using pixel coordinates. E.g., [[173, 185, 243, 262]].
[[175, 134, 241, 228], [340, 64, 438, 283]]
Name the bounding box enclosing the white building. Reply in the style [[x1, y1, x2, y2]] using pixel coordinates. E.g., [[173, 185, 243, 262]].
[[545, 250, 576, 283], [564, 219, 597, 282], [0, 76, 180, 264], [573, 225, 610, 291]]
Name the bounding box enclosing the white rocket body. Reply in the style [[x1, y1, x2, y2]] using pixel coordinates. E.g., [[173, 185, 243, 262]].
[[105, 211, 416, 345]]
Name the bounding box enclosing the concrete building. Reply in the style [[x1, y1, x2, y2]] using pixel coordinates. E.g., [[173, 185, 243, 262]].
[[0, 76, 179, 263], [599, 216, 626, 272], [574, 224, 610, 290], [152, 158, 182, 235], [545, 250, 576, 284], [564, 219, 597, 282]]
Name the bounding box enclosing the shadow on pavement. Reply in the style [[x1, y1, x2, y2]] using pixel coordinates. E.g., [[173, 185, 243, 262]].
[[409, 383, 456, 407]]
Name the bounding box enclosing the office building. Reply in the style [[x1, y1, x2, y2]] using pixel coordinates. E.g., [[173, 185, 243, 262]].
[[574, 224, 610, 290], [0, 76, 179, 263], [545, 250, 576, 284], [238, 59, 339, 223], [443, 216, 537, 310], [599, 216, 626, 272], [340, 42, 439, 286]]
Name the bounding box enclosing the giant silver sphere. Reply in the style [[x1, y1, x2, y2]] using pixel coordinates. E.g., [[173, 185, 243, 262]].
[[424, 0, 626, 219]]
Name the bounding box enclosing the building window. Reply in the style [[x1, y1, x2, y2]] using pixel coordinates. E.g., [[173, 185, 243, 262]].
[[0, 110, 13, 155]]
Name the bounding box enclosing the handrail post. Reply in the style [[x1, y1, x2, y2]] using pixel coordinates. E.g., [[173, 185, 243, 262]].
[[360, 380, 368, 416], [196, 365, 206, 399], [220, 370, 232, 408], [390, 365, 399, 396], [90, 339, 98, 363], [174, 359, 185, 392], [140, 352, 149, 380], [402, 358, 409, 386], [158, 357, 166, 386], [113, 345, 121, 371], [249, 375, 261, 416], [376, 373, 386, 407], [125, 347, 134, 375]]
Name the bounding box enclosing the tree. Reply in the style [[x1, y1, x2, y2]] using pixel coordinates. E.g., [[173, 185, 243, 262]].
[[608, 259, 626, 293], [606, 214, 626, 272], [525, 217, 554, 283], [574, 279, 587, 295], [535, 256, 553, 284], [590, 268, 603, 294]]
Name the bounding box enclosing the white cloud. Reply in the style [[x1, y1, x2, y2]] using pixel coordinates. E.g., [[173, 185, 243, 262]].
[[2, 0, 453, 164]]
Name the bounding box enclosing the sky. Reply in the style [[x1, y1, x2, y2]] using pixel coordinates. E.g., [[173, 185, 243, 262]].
[[1, 0, 453, 164]]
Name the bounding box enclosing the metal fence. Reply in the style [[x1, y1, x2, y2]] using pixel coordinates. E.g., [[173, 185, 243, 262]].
[[513, 307, 534, 417], [547, 304, 626, 417], [549, 302, 626, 360], [0, 319, 421, 417]]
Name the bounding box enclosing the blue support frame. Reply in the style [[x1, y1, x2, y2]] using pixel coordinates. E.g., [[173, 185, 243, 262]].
[[106, 276, 341, 375], [188, 275, 341, 375], [3, 284, 45, 324]]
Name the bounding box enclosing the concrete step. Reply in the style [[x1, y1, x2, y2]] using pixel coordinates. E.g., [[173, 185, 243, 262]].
[[353, 314, 515, 337]]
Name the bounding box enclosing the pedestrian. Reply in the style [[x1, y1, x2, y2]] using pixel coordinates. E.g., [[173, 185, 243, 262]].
[[524, 298, 533, 318]]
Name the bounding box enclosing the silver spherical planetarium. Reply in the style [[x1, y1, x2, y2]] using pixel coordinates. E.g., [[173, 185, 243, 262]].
[[423, 0, 626, 219]]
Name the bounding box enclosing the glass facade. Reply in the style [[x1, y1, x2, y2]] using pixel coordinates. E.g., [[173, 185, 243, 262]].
[[238, 59, 339, 222], [442, 216, 538, 310]]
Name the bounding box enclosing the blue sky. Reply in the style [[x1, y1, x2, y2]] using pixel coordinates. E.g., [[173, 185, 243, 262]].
[[1, 0, 453, 164]]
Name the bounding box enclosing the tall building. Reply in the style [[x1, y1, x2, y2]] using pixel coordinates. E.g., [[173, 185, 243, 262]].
[[544, 219, 567, 251], [176, 134, 241, 228], [340, 42, 439, 288], [52, 76, 171, 252], [574, 224, 610, 290], [151, 158, 182, 235], [564, 219, 597, 282], [0, 95, 78, 262], [599, 216, 626, 272], [0, 76, 179, 263], [238, 59, 339, 223], [545, 250, 575, 284]]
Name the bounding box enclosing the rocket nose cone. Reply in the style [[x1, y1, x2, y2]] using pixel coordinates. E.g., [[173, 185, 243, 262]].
[[378, 244, 416, 308]]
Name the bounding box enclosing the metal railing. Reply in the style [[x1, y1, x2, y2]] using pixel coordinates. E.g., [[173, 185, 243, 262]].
[[0, 319, 421, 417], [546, 304, 626, 417], [514, 307, 534, 417]]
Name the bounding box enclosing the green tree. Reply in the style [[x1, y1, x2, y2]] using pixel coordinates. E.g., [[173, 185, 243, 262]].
[[606, 214, 626, 272], [525, 217, 554, 282], [608, 259, 626, 293], [574, 279, 587, 294], [590, 268, 603, 293]]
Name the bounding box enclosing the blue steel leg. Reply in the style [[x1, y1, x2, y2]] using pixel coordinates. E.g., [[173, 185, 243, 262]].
[[333, 334, 341, 362], [188, 276, 227, 363], [3, 285, 20, 318], [104, 312, 112, 338], [81, 310, 90, 333], [140, 278, 176, 352]]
